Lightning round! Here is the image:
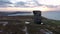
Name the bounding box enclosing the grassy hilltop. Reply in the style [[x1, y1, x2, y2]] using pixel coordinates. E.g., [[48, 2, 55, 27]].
[[0, 16, 60, 34], [41, 16, 60, 34]]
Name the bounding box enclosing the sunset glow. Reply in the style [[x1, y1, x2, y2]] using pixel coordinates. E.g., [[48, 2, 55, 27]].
[[0, 7, 50, 12]]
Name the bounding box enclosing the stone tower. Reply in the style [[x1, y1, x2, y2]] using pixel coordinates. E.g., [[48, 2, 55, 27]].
[[33, 10, 41, 24]]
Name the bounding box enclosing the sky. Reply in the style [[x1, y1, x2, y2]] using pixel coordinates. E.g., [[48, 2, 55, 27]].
[[0, 0, 60, 12]]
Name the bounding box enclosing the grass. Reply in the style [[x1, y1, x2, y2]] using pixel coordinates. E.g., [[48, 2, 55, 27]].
[[0, 16, 60, 34], [42, 17, 60, 34]]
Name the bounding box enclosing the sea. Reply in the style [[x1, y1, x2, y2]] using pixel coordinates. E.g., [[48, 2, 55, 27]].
[[0, 11, 60, 20], [42, 11, 60, 20]]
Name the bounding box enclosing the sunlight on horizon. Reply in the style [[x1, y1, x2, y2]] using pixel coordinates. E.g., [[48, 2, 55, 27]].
[[0, 7, 50, 12]]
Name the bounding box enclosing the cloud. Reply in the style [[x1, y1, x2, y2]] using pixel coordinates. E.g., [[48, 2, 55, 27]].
[[37, 0, 60, 5], [0, 0, 12, 7], [14, 0, 41, 7], [0, 0, 58, 8], [15, 1, 26, 7], [0, 0, 60, 11], [14, 0, 59, 8]]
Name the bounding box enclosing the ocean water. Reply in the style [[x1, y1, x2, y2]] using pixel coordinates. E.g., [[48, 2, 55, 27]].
[[1, 11, 60, 20], [42, 11, 60, 20]]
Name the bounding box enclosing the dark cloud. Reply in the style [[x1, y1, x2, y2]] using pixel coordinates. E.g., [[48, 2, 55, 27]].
[[14, 0, 46, 7], [15, 1, 26, 7], [45, 5, 58, 8], [0, 0, 12, 4], [14, 1, 38, 7], [0, 0, 12, 7]]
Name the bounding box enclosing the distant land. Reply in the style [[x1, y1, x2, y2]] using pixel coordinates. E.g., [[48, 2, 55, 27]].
[[0, 11, 33, 16]]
